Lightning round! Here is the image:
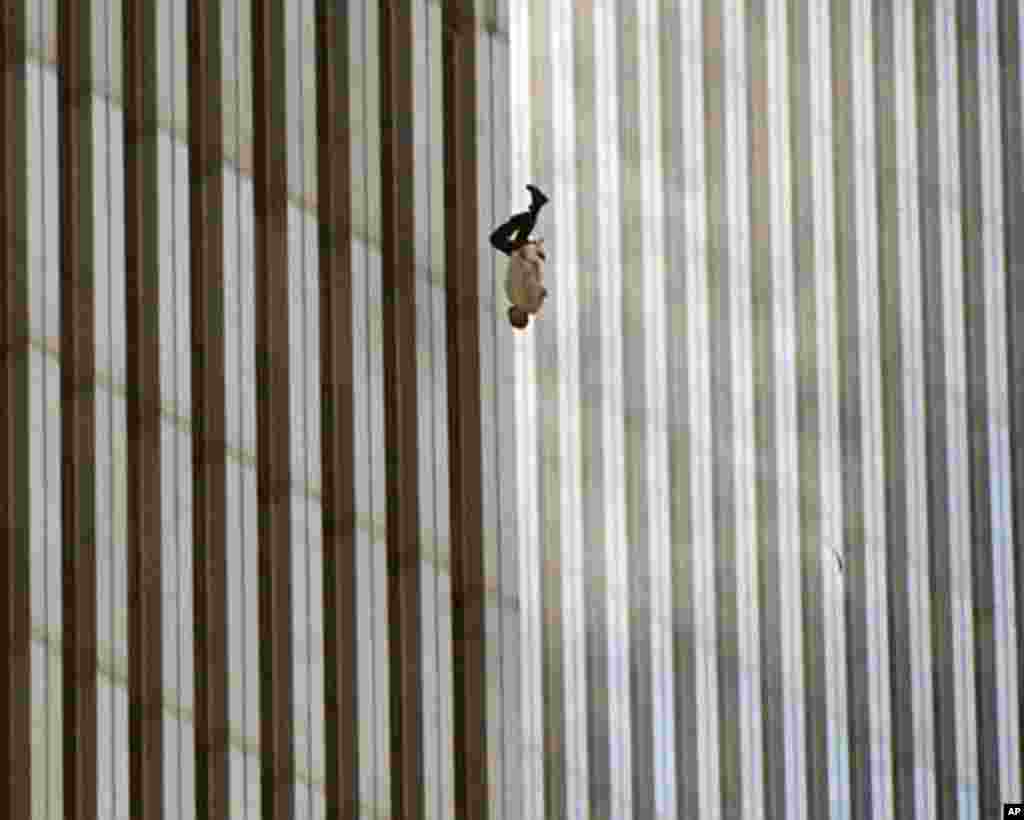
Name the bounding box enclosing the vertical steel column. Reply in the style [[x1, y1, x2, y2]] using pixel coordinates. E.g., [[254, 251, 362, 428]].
[[123, 1, 164, 816], [442, 3, 489, 818], [251, 0, 295, 816], [0, 1, 31, 817], [187, 2, 231, 818], [379, 0, 424, 817], [58, 0, 98, 817], [315, 2, 360, 817]]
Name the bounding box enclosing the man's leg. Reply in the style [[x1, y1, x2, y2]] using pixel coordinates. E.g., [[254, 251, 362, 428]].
[[489, 209, 537, 255]]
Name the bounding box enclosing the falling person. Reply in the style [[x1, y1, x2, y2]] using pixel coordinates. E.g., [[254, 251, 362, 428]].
[[490, 185, 550, 330]]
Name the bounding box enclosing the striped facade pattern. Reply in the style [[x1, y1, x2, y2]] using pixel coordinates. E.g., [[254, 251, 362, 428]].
[[0, 3, 1021, 820], [510, 1, 1023, 820], [4, 0, 509, 817]]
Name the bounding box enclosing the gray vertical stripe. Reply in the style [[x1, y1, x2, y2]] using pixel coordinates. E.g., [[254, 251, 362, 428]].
[[617, 0, 656, 814], [746, 0, 787, 815], [708, 14, 737, 776], [831, 0, 876, 817], [956, 2, 1001, 817], [880, 1, 939, 816], [999, 0, 1024, 797], [915, 0, 965, 813], [656, 1, 703, 816], [529, 1, 573, 816], [572, 4, 614, 817], [785, 0, 831, 814]]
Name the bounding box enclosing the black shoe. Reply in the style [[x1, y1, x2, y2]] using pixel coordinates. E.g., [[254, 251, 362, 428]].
[[526, 184, 549, 212]]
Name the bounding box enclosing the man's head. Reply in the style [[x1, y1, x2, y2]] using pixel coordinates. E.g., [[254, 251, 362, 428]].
[[508, 305, 530, 330]]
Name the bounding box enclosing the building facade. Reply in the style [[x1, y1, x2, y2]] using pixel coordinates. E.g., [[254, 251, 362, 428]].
[[1, 1, 1022, 819]]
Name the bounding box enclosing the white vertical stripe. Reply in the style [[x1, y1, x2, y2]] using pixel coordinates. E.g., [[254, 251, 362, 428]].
[[25, 53, 48, 820], [428, 10, 456, 818], [223, 167, 248, 820], [722, 2, 764, 817], [221, 0, 251, 811], [361, 0, 390, 811], [637, 1, 675, 816], [850, 2, 894, 818], [476, 22, 506, 820], [368, 246, 391, 817], [240, 171, 262, 820], [807, 2, 851, 818], [352, 237, 376, 820], [109, 47, 133, 813], [766, 0, 807, 817], [933, 4, 981, 816], [976, 0, 1022, 802], [544, 2, 588, 815], [174, 74, 197, 812], [286, 0, 317, 809], [39, 53, 64, 820], [490, 25, 523, 820], [509, 0, 544, 815], [347, 4, 376, 817], [92, 56, 115, 820], [289, 199, 310, 820], [892, 2, 937, 815], [301, 24, 326, 804], [412, 4, 439, 819], [592, 1, 631, 818], [679, 2, 721, 818], [157, 87, 181, 814]]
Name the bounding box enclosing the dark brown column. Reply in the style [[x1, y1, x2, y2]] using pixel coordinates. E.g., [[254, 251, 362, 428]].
[[123, 1, 165, 817], [0, 2, 32, 818], [442, 4, 489, 819], [315, 3, 360, 818], [378, 1, 424, 818], [251, 1, 295, 817], [58, 0, 98, 818], [187, 2, 231, 818]]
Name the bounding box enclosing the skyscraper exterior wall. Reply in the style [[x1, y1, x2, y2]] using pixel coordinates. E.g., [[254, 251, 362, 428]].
[[4, 0, 515, 817], [1, 2, 1021, 820], [510, 1, 1022, 819]]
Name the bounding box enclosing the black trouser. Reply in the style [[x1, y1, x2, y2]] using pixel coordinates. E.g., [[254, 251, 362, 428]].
[[489, 209, 537, 256]]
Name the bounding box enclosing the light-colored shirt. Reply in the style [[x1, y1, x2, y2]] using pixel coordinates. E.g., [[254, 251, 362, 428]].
[[504, 241, 548, 315]]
